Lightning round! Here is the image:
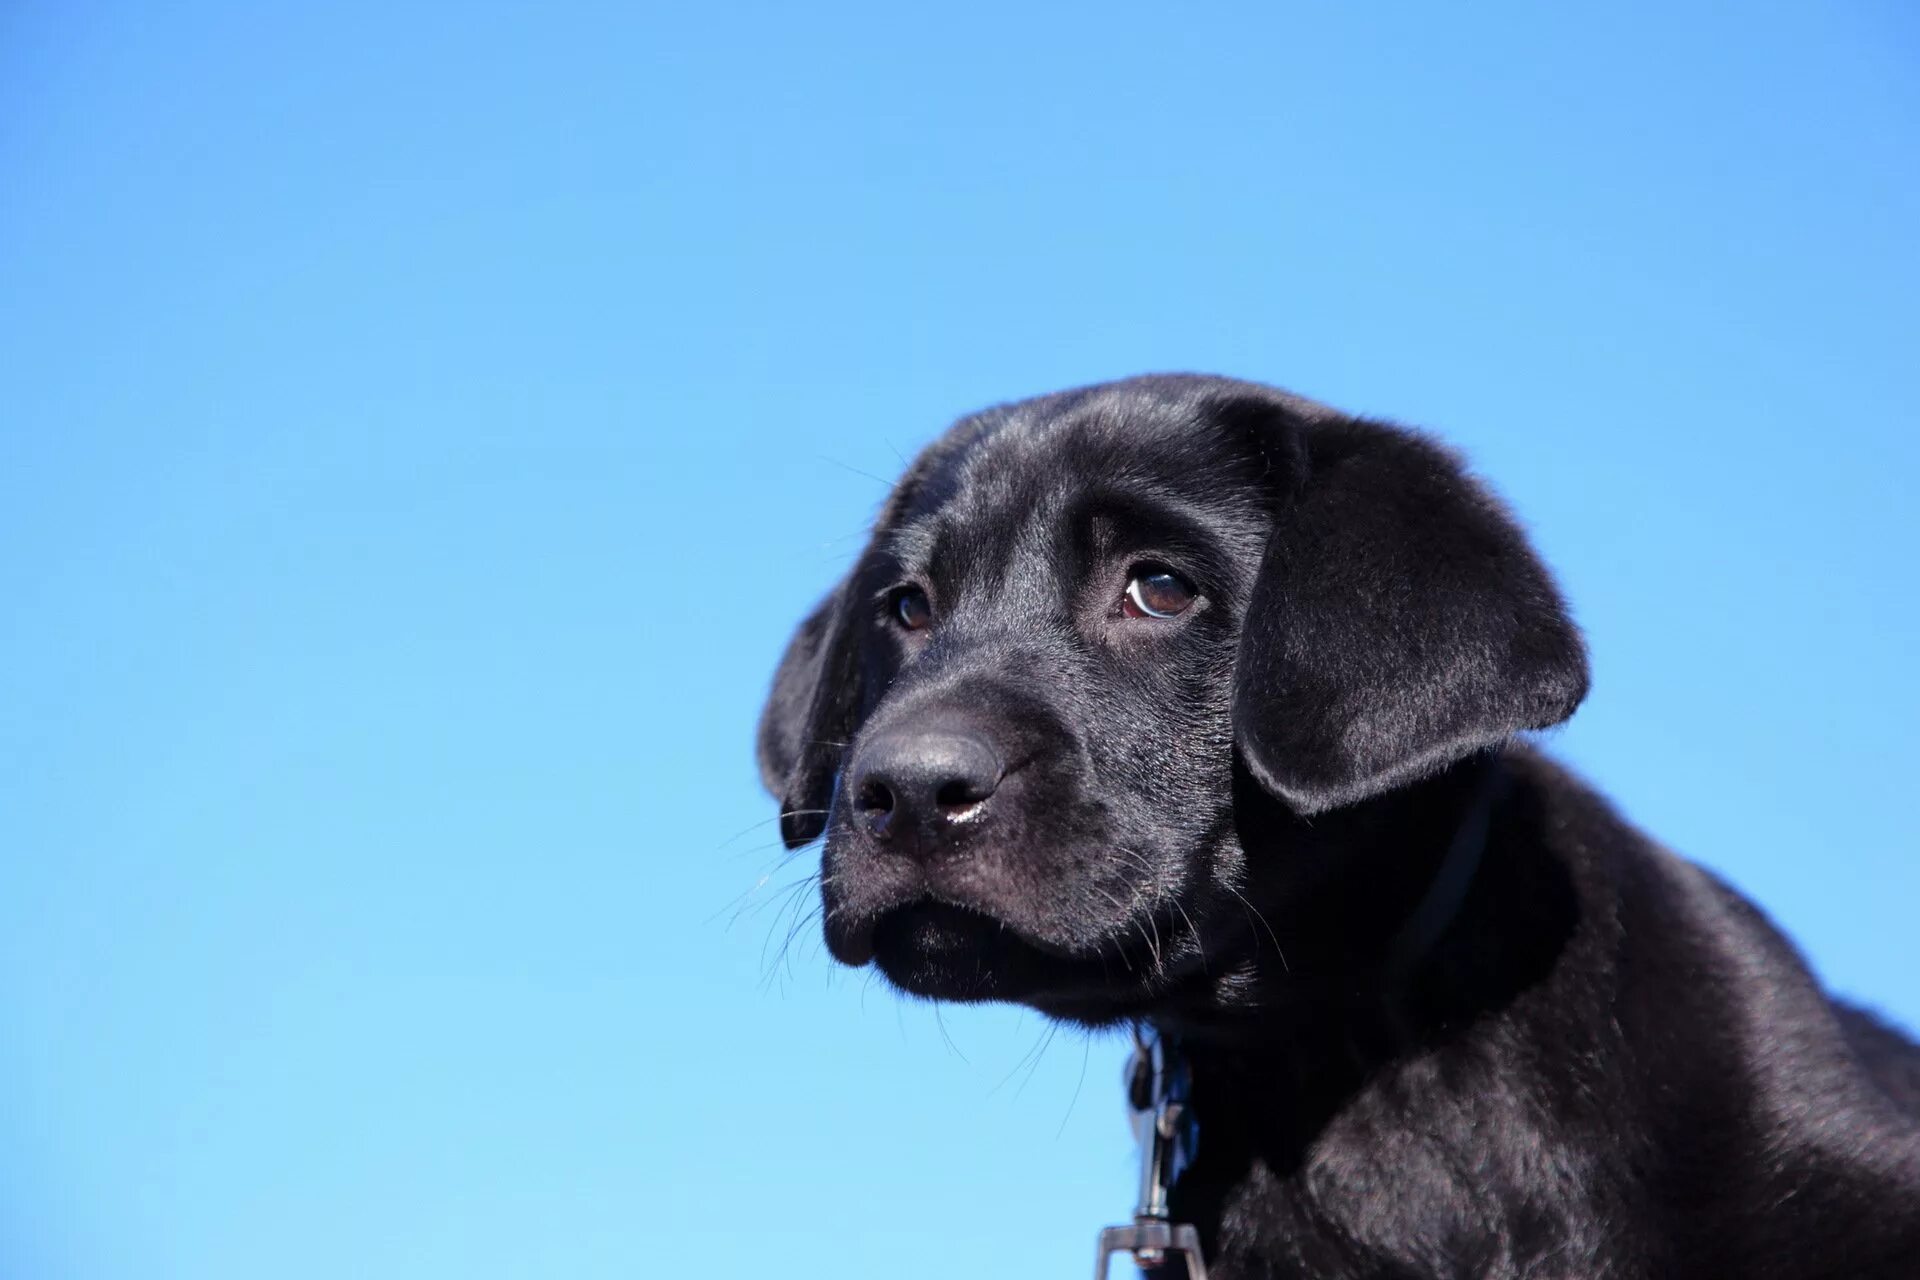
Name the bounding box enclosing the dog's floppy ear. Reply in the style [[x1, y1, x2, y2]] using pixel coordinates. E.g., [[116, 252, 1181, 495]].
[[1233, 415, 1588, 814], [756, 583, 863, 849]]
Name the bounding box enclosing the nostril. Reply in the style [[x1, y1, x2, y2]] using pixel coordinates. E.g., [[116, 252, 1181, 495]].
[[934, 769, 998, 819], [856, 776, 896, 836], [934, 777, 991, 814]]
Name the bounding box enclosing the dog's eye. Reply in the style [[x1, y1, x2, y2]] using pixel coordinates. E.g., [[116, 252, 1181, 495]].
[[1123, 569, 1196, 619], [892, 587, 933, 631]]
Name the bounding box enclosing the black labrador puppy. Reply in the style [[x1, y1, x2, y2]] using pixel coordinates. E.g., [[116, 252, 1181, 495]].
[[756, 375, 1920, 1278]]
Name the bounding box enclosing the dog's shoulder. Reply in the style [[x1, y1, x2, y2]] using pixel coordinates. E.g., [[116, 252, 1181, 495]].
[[1488, 748, 1920, 1275], [1509, 746, 1919, 1123], [1837, 1001, 1920, 1117]]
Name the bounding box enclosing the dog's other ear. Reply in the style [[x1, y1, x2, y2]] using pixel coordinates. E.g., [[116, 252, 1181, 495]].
[[1234, 417, 1588, 814], [756, 584, 860, 848]]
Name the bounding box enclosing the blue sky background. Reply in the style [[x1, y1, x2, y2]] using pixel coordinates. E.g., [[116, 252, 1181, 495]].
[[2, 3, 1916, 1277]]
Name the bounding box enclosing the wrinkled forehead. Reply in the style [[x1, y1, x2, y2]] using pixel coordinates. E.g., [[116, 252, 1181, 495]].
[[879, 401, 1269, 581]]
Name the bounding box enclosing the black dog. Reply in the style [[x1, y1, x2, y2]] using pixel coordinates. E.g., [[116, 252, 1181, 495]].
[[756, 375, 1920, 1278]]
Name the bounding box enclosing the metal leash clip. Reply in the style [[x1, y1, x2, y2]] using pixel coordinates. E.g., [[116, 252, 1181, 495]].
[[1092, 1027, 1209, 1280]]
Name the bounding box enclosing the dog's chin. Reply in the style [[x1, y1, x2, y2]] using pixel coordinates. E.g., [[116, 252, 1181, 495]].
[[864, 901, 1034, 1001]]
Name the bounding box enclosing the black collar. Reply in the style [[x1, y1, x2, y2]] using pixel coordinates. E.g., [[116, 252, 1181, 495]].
[[1377, 754, 1508, 981]]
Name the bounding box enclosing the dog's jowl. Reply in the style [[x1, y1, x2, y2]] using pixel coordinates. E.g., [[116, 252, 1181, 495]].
[[756, 375, 1920, 1279]]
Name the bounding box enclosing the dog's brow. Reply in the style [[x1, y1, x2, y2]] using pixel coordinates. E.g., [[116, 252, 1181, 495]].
[[883, 514, 940, 569], [1074, 489, 1248, 567]]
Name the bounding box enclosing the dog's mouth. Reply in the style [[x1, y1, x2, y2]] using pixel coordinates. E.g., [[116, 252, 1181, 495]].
[[869, 901, 1010, 999], [817, 818, 1203, 1013], [832, 897, 1111, 1004]]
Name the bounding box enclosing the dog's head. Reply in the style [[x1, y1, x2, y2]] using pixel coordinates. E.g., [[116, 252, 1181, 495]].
[[757, 375, 1587, 1022]]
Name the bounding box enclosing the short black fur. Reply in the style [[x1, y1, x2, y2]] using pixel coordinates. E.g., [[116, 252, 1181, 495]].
[[756, 374, 1920, 1278]]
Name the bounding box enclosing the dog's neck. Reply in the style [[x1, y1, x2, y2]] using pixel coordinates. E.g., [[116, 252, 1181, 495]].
[[1139, 747, 1576, 1158], [1148, 747, 1562, 1052]]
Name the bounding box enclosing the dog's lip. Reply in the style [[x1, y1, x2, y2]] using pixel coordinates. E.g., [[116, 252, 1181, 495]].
[[871, 899, 1041, 989], [828, 911, 881, 967], [830, 893, 977, 968], [828, 887, 1079, 968], [874, 898, 1005, 948]]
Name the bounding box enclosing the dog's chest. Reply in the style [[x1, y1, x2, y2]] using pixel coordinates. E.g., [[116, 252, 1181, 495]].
[[1178, 1087, 1620, 1280]]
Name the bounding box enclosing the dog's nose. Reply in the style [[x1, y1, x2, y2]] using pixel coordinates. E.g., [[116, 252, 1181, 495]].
[[850, 726, 1002, 853]]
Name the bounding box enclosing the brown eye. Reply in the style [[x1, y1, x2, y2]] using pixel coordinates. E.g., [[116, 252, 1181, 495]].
[[893, 587, 933, 631], [1122, 569, 1196, 619]]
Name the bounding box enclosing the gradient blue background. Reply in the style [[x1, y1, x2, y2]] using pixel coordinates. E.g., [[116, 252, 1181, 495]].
[[3, 4, 1916, 1277]]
